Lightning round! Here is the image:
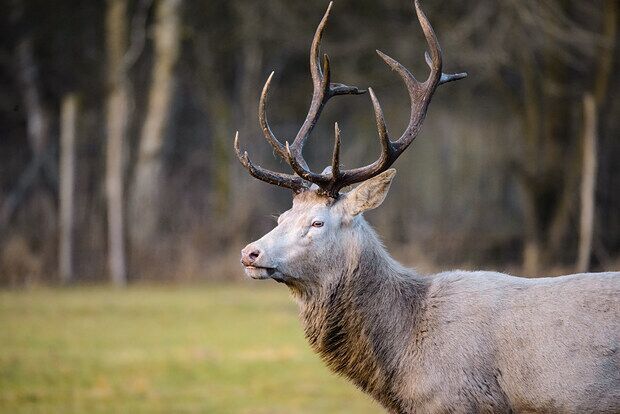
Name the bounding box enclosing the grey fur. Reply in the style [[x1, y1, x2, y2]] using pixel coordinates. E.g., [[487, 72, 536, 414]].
[[242, 186, 620, 414]]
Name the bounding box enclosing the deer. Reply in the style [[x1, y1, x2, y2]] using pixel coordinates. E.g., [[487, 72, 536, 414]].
[[234, 1, 620, 413]]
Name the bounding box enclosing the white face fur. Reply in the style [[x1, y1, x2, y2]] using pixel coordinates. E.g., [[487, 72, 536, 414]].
[[242, 192, 341, 281], [241, 169, 397, 286]]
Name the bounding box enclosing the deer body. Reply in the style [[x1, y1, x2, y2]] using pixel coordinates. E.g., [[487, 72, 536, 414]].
[[306, 266, 620, 413], [302, 243, 620, 413], [244, 191, 620, 413], [234, 2, 620, 412]]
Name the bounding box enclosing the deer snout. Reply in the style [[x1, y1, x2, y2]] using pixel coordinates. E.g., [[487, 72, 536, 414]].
[[241, 245, 262, 267]]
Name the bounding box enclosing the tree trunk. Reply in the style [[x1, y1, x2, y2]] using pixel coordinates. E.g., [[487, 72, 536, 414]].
[[577, 94, 597, 273], [105, 0, 129, 287], [591, 0, 619, 266], [517, 19, 577, 274], [129, 0, 182, 249], [520, 176, 543, 276], [59, 94, 78, 284], [0, 23, 53, 229], [16, 38, 50, 157], [517, 50, 544, 276], [228, 4, 264, 240]]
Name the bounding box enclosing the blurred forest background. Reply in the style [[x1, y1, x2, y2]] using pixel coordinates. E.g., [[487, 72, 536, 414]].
[[0, 0, 619, 286]]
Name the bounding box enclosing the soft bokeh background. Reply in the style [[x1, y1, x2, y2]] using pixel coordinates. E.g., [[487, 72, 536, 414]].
[[0, 0, 618, 412]]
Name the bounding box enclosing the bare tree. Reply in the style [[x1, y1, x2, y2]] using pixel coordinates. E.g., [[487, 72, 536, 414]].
[[59, 93, 78, 284], [577, 94, 597, 273], [1, 1, 55, 230], [440, 0, 608, 274], [130, 0, 183, 250], [105, 0, 130, 286], [1, 0, 619, 284]]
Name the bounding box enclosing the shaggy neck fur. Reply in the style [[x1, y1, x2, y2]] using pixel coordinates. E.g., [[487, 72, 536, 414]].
[[295, 217, 429, 413]]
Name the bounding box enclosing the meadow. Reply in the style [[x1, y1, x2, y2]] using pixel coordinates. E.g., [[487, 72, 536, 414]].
[[0, 284, 380, 413]]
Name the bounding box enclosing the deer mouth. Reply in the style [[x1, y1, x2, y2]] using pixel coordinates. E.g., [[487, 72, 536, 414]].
[[243, 265, 277, 280]]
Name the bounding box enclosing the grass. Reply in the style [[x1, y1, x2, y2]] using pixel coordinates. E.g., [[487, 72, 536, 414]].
[[0, 284, 381, 413]]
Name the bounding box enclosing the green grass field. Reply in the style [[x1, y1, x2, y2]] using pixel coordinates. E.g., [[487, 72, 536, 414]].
[[0, 285, 380, 413]]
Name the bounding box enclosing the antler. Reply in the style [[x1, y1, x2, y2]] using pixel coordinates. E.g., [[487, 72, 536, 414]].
[[235, 0, 466, 197], [235, 1, 365, 193]]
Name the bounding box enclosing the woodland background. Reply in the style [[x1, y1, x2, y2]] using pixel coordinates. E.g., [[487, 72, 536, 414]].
[[1, 0, 619, 286]]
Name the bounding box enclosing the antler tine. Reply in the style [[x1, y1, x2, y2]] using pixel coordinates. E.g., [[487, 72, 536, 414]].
[[287, 122, 343, 197], [258, 72, 288, 160], [425, 52, 468, 85], [307, 2, 364, 99], [234, 132, 308, 192], [286, 141, 331, 185], [310, 1, 332, 86], [375, 48, 427, 155], [331, 123, 341, 180], [287, 3, 332, 158], [368, 87, 392, 164], [315, 88, 394, 193], [414, 0, 442, 83]]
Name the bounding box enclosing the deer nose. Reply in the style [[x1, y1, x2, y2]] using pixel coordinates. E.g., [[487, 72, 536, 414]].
[[241, 246, 261, 267]]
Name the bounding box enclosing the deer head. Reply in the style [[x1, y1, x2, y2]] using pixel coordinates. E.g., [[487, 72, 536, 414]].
[[236, 0, 465, 293]]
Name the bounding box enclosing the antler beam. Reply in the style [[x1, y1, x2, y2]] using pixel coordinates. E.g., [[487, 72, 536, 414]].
[[235, 0, 467, 198], [234, 133, 307, 192]]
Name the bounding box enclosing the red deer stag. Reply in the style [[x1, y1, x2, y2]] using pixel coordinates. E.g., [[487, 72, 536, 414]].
[[234, 1, 620, 412]]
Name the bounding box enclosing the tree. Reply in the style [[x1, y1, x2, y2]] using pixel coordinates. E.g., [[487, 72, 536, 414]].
[[439, 0, 612, 274], [1, 0, 56, 230], [59, 93, 78, 284], [130, 0, 183, 252], [105, 0, 130, 286]]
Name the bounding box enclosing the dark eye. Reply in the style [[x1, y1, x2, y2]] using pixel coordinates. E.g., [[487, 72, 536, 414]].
[[311, 220, 324, 228]]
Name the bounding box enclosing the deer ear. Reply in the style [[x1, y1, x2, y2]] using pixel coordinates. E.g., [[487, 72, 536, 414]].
[[343, 169, 396, 216]]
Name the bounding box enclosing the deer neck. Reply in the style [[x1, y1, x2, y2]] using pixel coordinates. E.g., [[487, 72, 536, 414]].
[[297, 219, 429, 408]]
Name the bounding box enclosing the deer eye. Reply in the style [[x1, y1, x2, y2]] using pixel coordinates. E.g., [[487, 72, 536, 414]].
[[311, 220, 324, 228]]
